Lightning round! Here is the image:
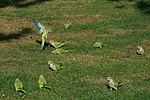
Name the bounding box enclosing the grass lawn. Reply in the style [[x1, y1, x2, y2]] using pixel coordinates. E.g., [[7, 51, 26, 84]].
[[0, 0, 150, 99]]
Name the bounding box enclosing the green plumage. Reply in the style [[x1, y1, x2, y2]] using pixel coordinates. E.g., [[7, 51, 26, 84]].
[[64, 22, 71, 29], [14, 78, 26, 93], [41, 32, 48, 50], [107, 77, 123, 91], [33, 19, 49, 50], [48, 61, 64, 71], [94, 42, 107, 48], [38, 75, 50, 89], [50, 40, 66, 49], [52, 48, 73, 54]]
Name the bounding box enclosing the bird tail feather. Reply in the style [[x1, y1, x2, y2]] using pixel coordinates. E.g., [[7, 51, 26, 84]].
[[118, 82, 123, 87], [18, 89, 26, 94]]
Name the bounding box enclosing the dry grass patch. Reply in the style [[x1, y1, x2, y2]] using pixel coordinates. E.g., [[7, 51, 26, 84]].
[[67, 54, 105, 63], [125, 40, 150, 57], [82, 75, 106, 84], [110, 28, 133, 35], [0, 17, 33, 33], [49, 32, 91, 42], [140, 40, 150, 49], [110, 41, 150, 62], [96, 34, 112, 37], [110, 48, 143, 62], [63, 14, 105, 23], [0, 6, 17, 13]]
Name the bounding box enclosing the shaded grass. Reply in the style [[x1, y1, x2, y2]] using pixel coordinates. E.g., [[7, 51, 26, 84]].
[[0, 0, 52, 8], [136, 0, 150, 15]]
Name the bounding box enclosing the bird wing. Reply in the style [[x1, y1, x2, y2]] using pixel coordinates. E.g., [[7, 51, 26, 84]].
[[52, 48, 73, 54], [55, 42, 66, 48], [64, 23, 71, 29], [34, 19, 47, 34], [50, 40, 66, 48], [52, 49, 61, 54], [50, 40, 57, 48], [94, 42, 103, 47], [113, 80, 121, 90], [50, 61, 64, 71], [49, 61, 57, 71]]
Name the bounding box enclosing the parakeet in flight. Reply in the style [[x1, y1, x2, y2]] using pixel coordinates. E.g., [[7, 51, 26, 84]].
[[136, 45, 144, 55], [64, 22, 71, 29], [52, 48, 73, 54], [50, 40, 67, 49], [94, 42, 107, 48], [38, 75, 50, 89], [107, 77, 123, 91], [33, 19, 50, 50], [14, 78, 26, 93], [48, 61, 64, 71]]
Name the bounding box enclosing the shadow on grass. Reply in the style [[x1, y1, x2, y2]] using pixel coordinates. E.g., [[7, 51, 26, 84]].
[[0, 0, 53, 8], [0, 28, 32, 41], [36, 40, 50, 50], [108, 0, 134, 1], [136, 1, 150, 15]]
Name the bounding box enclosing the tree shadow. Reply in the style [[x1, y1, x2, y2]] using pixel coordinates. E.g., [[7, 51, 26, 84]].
[[136, 1, 150, 15], [0, 0, 53, 8], [108, 0, 134, 1], [107, 0, 127, 9], [0, 28, 32, 42]]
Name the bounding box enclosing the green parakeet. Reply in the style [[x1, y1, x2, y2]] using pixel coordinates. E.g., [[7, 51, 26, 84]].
[[50, 40, 67, 49], [33, 19, 50, 50], [64, 22, 71, 29], [52, 48, 73, 54], [107, 77, 123, 91], [41, 31, 48, 50], [136, 45, 144, 55], [14, 78, 26, 93], [48, 61, 64, 71], [38, 75, 50, 89], [94, 42, 107, 48]]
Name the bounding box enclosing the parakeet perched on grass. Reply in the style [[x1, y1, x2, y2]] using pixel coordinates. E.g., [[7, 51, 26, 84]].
[[107, 77, 123, 91], [33, 19, 50, 50], [136, 45, 144, 55], [14, 78, 26, 93], [50, 40, 67, 49], [38, 75, 50, 89], [52, 48, 73, 54], [64, 22, 71, 29], [48, 61, 64, 71], [94, 42, 107, 48]]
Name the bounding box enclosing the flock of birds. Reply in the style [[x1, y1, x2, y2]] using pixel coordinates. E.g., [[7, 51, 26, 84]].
[[14, 74, 50, 98], [13, 19, 145, 97]]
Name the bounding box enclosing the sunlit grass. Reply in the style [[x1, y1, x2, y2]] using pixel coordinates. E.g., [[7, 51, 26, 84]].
[[0, 0, 150, 99]]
